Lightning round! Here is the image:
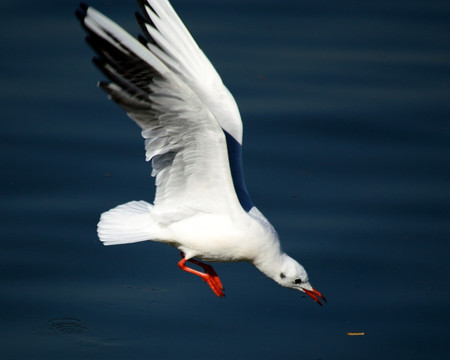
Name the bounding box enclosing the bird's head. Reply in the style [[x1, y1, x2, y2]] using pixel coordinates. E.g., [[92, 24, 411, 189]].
[[275, 255, 327, 306]]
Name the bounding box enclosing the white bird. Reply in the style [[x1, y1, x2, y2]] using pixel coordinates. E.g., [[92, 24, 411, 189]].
[[76, 0, 326, 305]]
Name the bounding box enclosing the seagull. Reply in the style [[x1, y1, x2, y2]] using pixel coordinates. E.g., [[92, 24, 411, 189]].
[[76, 0, 326, 305]]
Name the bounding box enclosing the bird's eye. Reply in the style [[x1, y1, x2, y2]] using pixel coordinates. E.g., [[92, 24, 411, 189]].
[[294, 279, 302, 284]]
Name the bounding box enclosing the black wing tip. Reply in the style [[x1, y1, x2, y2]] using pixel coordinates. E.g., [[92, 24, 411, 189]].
[[79, 2, 89, 11], [135, 10, 156, 33], [136, 0, 152, 20], [135, 10, 159, 47], [98, 80, 112, 92], [75, 2, 89, 21], [138, 34, 148, 46], [135, 10, 147, 26]]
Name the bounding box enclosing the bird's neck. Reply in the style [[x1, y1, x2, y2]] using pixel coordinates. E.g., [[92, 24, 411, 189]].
[[253, 247, 287, 282]]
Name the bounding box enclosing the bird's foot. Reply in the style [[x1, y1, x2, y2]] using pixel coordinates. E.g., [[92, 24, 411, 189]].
[[178, 253, 225, 297]]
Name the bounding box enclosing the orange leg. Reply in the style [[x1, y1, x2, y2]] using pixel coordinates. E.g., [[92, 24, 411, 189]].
[[178, 252, 225, 298]]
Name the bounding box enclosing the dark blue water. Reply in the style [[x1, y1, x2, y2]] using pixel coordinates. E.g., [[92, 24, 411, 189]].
[[1, 1, 449, 359]]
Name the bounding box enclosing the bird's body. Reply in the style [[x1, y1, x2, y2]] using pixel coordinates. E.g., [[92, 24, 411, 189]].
[[100, 200, 274, 263], [77, 0, 326, 304]]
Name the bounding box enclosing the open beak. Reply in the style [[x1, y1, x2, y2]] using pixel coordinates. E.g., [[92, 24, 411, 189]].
[[302, 287, 327, 306]]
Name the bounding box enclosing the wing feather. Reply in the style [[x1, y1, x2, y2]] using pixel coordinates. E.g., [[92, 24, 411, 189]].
[[137, 0, 243, 142], [77, 3, 243, 218]]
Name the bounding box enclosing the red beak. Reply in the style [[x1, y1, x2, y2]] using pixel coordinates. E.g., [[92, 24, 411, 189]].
[[302, 287, 327, 306]]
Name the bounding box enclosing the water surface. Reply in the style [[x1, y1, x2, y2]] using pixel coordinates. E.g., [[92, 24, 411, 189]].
[[1, 0, 449, 359]]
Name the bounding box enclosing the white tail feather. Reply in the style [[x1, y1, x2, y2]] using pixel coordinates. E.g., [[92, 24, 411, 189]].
[[97, 200, 163, 246]]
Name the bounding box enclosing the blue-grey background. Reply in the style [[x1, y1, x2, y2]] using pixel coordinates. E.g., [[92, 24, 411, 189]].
[[1, 0, 449, 359]]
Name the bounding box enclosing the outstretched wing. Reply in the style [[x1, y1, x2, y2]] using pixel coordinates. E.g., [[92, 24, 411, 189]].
[[136, 0, 253, 211], [77, 3, 244, 217], [135, 0, 243, 143]]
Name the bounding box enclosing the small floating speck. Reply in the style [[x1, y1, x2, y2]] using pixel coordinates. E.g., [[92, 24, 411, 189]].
[[347, 332, 365, 336]]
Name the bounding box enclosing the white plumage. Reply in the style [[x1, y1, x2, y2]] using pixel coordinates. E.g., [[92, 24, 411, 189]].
[[77, 0, 326, 304]]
